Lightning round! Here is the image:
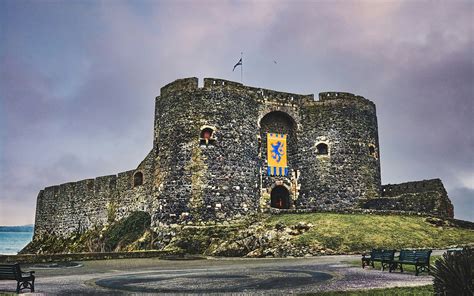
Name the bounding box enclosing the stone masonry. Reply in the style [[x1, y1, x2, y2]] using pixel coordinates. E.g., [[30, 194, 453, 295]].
[[32, 77, 454, 239]]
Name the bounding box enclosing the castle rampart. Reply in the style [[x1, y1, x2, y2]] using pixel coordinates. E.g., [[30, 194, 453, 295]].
[[362, 179, 454, 218]]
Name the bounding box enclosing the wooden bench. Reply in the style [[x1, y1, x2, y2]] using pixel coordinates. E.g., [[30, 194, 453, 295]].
[[0, 263, 35, 293], [361, 249, 396, 270], [389, 249, 432, 276]]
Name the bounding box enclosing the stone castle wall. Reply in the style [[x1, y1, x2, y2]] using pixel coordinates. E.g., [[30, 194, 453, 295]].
[[361, 179, 454, 218], [32, 77, 453, 239], [33, 150, 156, 238]]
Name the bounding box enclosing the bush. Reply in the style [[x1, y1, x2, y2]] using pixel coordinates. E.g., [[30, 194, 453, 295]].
[[431, 247, 474, 295], [103, 211, 151, 251]]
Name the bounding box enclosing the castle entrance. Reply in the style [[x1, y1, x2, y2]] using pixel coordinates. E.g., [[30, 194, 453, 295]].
[[270, 186, 290, 209]]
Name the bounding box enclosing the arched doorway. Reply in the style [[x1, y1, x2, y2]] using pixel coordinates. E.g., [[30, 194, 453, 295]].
[[271, 185, 290, 209]]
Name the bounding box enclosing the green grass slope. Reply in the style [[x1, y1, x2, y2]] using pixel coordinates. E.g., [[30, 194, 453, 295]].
[[21, 212, 474, 256], [265, 213, 474, 253]]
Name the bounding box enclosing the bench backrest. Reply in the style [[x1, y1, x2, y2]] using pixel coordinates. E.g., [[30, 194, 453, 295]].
[[399, 249, 432, 263], [371, 249, 396, 260], [0, 264, 21, 280]]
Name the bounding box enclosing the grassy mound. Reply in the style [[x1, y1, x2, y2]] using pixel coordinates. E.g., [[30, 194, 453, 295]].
[[22, 212, 474, 256], [266, 213, 474, 253], [166, 213, 474, 257]]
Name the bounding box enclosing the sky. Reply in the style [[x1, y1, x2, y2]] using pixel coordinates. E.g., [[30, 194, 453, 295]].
[[0, 0, 473, 225]]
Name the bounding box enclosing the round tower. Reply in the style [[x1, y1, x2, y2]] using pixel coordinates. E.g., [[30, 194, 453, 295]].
[[152, 78, 260, 225], [296, 92, 381, 210]]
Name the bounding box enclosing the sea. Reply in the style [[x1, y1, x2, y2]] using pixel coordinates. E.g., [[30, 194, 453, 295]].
[[0, 232, 33, 255]]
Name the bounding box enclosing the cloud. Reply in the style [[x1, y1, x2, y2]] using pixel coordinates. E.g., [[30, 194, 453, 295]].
[[450, 187, 474, 222], [0, 0, 473, 225]]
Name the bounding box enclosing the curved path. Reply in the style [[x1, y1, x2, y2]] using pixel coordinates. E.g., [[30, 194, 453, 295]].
[[0, 255, 433, 295]]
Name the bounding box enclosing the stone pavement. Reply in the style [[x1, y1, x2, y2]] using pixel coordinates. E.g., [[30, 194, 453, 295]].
[[0, 255, 433, 295]]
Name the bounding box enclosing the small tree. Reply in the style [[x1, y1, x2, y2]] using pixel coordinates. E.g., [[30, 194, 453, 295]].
[[431, 247, 473, 295]]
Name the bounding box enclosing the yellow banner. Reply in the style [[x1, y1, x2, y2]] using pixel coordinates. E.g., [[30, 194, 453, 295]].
[[267, 133, 288, 176]]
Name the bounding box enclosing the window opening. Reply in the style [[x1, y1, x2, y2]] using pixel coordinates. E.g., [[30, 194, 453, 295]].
[[368, 144, 377, 158], [199, 127, 216, 146], [316, 143, 328, 155], [133, 171, 143, 187]]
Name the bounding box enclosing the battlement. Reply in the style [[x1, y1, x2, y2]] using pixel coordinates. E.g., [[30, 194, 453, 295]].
[[40, 172, 134, 199], [160, 77, 314, 104], [158, 77, 379, 108], [203, 78, 243, 88], [319, 91, 374, 105], [382, 179, 446, 197], [160, 77, 199, 96]]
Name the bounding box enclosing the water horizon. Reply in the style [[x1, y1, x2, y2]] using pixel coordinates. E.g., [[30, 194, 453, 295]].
[[0, 231, 33, 255]]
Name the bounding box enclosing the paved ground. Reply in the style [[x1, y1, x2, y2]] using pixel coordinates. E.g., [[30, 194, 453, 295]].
[[0, 254, 434, 295]]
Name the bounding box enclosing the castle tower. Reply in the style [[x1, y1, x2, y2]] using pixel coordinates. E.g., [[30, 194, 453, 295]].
[[152, 78, 381, 225]]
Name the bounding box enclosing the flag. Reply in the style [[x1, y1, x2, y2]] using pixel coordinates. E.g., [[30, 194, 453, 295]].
[[233, 58, 242, 71], [267, 133, 288, 176]]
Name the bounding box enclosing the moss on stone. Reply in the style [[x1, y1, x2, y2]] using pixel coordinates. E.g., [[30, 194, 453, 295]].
[[186, 146, 207, 220], [103, 211, 151, 251]]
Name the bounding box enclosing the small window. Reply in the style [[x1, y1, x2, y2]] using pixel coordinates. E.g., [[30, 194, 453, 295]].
[[316, 143, 329, 155], [199, 126, 216, 146], [133, 171, 143, 187], [368, 144, 377, 159]]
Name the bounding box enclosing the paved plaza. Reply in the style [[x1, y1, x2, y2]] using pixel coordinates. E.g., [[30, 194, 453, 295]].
[[0, 255, 434, 295]]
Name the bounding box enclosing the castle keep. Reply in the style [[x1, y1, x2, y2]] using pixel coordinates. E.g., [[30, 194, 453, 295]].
[[33, 77, 454, 239]]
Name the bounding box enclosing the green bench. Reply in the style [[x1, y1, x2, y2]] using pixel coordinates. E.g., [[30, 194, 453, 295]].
[[361, 249, 396, 271], [389, 249, 432, 276], [0, 263, 35, 293]]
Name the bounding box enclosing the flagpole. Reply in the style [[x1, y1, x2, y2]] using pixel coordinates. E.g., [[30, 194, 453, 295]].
[[240, 52, 243, 84]]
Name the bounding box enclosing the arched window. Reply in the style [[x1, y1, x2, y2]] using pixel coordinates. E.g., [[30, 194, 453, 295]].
[[199, 126, 216, 146], [316, 143, 329, 155], [133, 171, 143, 187]]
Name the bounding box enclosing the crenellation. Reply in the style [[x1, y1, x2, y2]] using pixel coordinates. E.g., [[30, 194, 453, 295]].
[[160, 77, 199, 96], [203, 78, 242, 88]]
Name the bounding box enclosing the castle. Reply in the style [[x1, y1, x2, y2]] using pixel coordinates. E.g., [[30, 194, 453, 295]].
[[32, 77, 454, 239]]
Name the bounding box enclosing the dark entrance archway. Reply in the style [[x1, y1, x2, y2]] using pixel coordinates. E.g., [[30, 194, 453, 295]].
[[271, 186, 290, 209]]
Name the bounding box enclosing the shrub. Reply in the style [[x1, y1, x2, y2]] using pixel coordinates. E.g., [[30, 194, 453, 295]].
[[431, 247, 473, 295], [103, 211, 151, 251]]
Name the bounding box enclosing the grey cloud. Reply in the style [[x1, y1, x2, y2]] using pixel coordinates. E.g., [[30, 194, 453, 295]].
[[1, 0, 472, 225], [450, 187, 474, 222]]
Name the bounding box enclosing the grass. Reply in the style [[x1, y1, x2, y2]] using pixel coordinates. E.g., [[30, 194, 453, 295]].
[[304, 285, 433, 295], [266, 213, 474, 253]]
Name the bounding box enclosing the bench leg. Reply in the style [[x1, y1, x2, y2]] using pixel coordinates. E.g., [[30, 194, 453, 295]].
[[400, 264, 404, 273], [16, 279, 34, 293]]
